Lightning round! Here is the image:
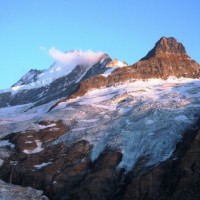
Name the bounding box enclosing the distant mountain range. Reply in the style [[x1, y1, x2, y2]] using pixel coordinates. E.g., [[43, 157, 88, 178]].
[[0, 37, 200, 200]]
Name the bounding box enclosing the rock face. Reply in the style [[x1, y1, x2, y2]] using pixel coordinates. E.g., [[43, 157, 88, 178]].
[[140, 37, 187, 60], [1, 120, 200, 200], [131, 37, 200, 79], [0, 125, 122, 199], [0, 179, 48, 200]]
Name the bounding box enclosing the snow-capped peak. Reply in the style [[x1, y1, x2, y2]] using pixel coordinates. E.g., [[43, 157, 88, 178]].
[[38, 49, 104, 83], [12, 69, 44, 87], [105, 59, 128, 68], [9, 50, 105, 93], [102, 59, 128, 77]]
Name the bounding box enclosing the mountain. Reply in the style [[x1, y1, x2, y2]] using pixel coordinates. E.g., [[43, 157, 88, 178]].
[[0, 37, 200, 200], [50, 36, 200, 110], [0, 51, 110, 108], [132, 36, 200, 79], [12, 69, 44, 87]]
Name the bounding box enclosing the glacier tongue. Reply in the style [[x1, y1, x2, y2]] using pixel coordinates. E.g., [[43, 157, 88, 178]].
[[1, 78, 200, 171], [51, 78, 200, 171]]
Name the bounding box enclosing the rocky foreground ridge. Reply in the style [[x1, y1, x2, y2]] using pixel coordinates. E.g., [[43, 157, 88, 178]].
[[0, 37, 200, 200]]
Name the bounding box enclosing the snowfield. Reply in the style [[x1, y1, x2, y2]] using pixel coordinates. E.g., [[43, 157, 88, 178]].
[[1, 77, 200, 171]]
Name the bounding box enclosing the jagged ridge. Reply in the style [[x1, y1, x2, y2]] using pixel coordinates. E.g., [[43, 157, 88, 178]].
[[50, 37, 200, 111]]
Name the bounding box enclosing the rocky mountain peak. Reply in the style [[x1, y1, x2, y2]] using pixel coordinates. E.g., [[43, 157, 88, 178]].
[[140, 36, 187, 61], [12, 69, 44, 87], [1, 36, 200, 200], [105, 59, 128, 68]]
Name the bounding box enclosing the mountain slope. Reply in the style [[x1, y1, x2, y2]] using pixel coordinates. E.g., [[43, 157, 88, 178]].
[[12, 69, 44, 87], [0, 51, 111, 108], [0, 37, 200, 200]]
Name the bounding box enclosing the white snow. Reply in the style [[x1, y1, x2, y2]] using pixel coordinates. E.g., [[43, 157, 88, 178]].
[[118, 108, 132, 115], [78, 92, 117, 105], [101, 68, 115, 77], [71, 127, 87, 132], [102, 59, 127, 77], [174, 115, 189, 122], [38, 123, 57, 129], [0, 140, 15, 149], [25, 141, 33, 144], [146, 119, 154, 125], [0, 159, 4, 167], [79, 119, 99, 123], [34, 162, 52, 169], [23, 140, 44, 154]]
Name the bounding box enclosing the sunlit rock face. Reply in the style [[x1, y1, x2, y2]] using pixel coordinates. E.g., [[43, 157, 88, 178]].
[[0, 37, 200, 199]]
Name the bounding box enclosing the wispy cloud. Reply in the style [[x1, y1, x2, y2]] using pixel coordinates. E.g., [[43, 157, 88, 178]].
[[48, 47, 104, 71]]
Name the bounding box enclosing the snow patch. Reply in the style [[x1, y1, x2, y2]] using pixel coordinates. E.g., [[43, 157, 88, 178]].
[[174, 115, 189, 122], [34, 162, 52, 169], [25, 141, 33, 144], [23, 140, 44, 154], [101, 68, 115, 77], [78, 93, 117, 105], [71, 127, 86, 132], [118, 108, 132, 115], [0, 140, 15, 149], [0, 159, 4, 167], [145, 119, 154, 125], [38, 123, 57, 129], [79, 119, 99, 123]]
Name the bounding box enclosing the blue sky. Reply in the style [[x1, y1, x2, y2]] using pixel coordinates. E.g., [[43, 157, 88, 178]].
[[0, 0, 200, 89]]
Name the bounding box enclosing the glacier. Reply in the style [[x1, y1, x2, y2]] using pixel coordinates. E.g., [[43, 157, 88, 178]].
[[1, 77, 200, 172]]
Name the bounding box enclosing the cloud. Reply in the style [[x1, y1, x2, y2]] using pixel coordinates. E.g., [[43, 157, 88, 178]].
[[48, 47, 104, 71]]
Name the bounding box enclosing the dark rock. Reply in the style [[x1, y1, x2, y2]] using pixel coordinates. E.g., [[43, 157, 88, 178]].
[[70, 150, 123, 200], [3, 120, 68, 153]]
